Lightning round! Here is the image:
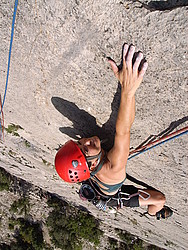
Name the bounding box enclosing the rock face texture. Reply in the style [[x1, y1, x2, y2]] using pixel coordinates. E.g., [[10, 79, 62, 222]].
[[0, 0, 187, 249]]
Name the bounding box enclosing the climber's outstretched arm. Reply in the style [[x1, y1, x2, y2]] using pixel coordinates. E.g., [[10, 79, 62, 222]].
[[107, 44, 148, 172]]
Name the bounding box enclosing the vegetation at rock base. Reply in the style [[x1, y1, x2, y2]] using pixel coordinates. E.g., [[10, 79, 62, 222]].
[[116, 228, 136, 244], [108, 237, 118, 249], [24, 140, 31, 148], [0, 169, 167, 250], [10, 197, 30, 216], [5, 123, 23, 137], [42, 158, 51, 166], [116, 228, 164, 250], [1, 218, 44, 250], [47, 196, 103, 250], [0, 168, 11, 191]]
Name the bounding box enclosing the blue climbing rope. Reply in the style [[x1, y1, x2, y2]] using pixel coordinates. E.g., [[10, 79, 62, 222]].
[[128, 128, 188, 160], [0, 0, 18, 137], [1, 0, 18, 110]]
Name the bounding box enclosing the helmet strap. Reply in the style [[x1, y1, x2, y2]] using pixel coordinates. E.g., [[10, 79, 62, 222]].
[[90, 153, 106, 177], [85, 150, 102, 171], [85, 150, 102, 162]]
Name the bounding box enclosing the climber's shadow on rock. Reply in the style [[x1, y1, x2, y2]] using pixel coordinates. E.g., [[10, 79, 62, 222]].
[[51, 83, 121, 151], [136, 0, 188, 11], [51, 88, 188, 190], [51, 97, 102, 140], [51, 43, 148, 151]]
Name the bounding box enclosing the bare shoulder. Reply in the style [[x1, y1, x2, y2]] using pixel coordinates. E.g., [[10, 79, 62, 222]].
[[97, 155, 126, 183], [106, 133, 129, 172]]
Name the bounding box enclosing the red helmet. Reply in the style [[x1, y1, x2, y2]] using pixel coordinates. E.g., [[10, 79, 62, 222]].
[[55, 140, 90, 183]]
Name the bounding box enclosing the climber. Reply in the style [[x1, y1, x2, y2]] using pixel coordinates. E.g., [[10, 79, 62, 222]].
[[55, 43, 173, 219]]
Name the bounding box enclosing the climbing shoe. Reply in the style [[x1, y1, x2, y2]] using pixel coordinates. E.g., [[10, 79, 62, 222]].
[[156, 206, 173, 220]]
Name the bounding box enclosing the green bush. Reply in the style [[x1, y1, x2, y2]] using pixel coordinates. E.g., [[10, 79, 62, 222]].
[[108, 237, 118, 250], [18, 219, 43, 249], [0, 243, 11, 250], [5, 124, 23, 136], [116, 228, 145, 250], [0, 169, 10, 191], [24, 140, 31, 148], [10, 197, 30, 216], [8, 218, 17, 230], [4, 218, 44, 250], [116, 228, 135, 245], [47, 199, 103, 250], [133, 241, 144, 250]]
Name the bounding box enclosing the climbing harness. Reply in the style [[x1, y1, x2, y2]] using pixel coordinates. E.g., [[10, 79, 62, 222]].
[[79, 179, 151, 212], [0, 0, 18, 139], [79, 179, 112, 211]]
